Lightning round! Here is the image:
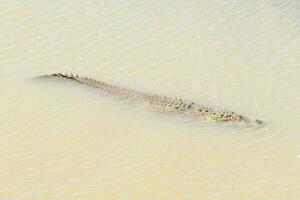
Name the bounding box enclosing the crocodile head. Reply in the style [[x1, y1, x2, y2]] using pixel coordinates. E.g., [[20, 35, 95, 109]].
[[240, 116, 264, 126], [253, 119, 264, 126], [213, 112, 264, 126]]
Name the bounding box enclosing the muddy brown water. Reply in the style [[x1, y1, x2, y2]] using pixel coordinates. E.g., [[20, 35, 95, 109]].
[[0, 1, 300, 199]]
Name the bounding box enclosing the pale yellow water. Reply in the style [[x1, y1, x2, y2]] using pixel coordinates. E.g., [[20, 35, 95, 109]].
[[1, 1, 300, 199]]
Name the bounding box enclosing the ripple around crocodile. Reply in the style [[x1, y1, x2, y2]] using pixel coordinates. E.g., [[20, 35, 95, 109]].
[[39, 73, 264, 126]]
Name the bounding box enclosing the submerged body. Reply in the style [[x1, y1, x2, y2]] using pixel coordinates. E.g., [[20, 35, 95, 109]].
[[41, 73, 264, 126]]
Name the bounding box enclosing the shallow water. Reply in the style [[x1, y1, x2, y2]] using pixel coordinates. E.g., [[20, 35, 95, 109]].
[[1, 1, 300, 199]]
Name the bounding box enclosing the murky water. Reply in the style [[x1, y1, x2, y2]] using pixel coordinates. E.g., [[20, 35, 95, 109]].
[[1, 1, 300, 199]]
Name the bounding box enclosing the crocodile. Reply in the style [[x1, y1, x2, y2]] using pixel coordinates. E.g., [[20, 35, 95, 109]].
[[40, 73, 264, 126]]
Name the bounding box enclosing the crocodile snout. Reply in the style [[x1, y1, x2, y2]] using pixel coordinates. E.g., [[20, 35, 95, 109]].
[[255, 119, 264, 125]]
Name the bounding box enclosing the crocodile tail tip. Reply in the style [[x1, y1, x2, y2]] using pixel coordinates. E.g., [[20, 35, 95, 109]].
[[50, 73, 79, 79]]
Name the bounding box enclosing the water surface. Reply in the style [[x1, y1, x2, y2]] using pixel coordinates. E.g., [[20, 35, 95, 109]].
[[0, 1, 300, 199]]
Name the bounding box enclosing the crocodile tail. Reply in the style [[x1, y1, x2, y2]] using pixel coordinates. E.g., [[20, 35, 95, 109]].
[[49, 73, 79, 80], [39, 73, 108, 89], [36, 73, 81, 82]]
